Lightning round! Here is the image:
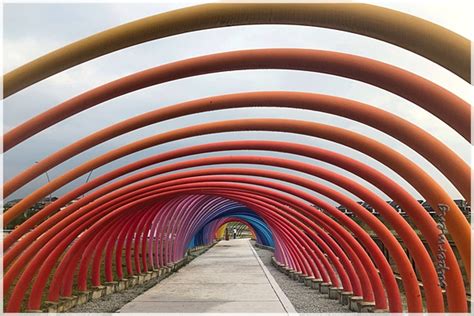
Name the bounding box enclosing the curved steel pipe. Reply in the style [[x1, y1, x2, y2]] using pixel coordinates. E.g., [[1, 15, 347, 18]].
[[6, 91, 469, 202], [3, 119, 470, 279], [8, 170, 412, 312], [5, 50, 470, 151], [4, 2, 469, 98]]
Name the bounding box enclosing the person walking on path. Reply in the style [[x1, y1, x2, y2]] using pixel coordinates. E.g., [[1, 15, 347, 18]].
[[233, 228, 237, 239]]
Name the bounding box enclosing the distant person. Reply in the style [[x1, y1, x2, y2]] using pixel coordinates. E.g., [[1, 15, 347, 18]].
[[225, 227, 229, 240], [233, 228, 237, 239]]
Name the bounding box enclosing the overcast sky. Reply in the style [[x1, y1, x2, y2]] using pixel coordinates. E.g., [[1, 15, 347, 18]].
[[2, 0, 472, 206]]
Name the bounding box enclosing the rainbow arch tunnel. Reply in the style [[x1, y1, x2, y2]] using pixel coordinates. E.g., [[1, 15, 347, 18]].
[[2, 3, 471, 313]]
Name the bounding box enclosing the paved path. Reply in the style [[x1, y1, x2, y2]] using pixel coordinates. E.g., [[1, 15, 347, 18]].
[[119, 239, 295, 313]]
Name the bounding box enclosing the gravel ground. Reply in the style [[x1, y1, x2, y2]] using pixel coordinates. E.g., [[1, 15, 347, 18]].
[[67, 250, 209, 313], [67, 273, 169, 313], [252, 243, 350, 313]]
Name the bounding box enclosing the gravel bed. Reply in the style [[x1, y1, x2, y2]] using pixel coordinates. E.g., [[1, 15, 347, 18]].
[[67, 250, 209, 313], [252, 242, 350, 313], [67, 273, 168, 313]]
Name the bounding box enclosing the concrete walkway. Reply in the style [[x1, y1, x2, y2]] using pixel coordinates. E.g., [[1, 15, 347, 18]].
[[119, 239, 295, 313]]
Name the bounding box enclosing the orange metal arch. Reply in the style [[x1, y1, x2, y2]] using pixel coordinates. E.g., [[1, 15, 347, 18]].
[[5, 49, 470, 151], [3, 2, 470, 98]]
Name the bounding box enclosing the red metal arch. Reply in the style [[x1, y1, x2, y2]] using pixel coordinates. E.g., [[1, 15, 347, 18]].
[[42, 168, 453, 310], [4, 118, 470, 278], [5, 146, 468, 308], [6, 163, 466, 312], [15, 183, 388, 312], [5, 170, 390, 308]]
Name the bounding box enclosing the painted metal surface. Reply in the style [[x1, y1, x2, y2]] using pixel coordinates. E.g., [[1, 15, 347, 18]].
[[2, 4, 471, 313]]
